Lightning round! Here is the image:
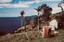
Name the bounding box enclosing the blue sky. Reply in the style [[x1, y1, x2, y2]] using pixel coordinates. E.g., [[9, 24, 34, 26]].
[[0, 0, 64, 17]]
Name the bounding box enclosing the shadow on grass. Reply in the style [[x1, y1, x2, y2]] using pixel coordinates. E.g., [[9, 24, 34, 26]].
[[49, 35, 56, 38], [0, 32, 6, 36]]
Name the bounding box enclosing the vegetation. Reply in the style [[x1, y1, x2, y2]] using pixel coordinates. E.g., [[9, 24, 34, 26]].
[[0, 1, 64, 41], [20, 11, 25, 18]]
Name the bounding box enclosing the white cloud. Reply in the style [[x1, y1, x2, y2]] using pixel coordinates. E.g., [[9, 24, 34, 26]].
[[52, 7, 62, 14], [62, 3, 64, 8], [0, 1, 36, 8], [34, 0, 43, 3], [43, 0, 62, 1], [19, 1, 35, 5], [25, 9, 37, 16], [0, 7, 3, 8], [0, 0, 44, 8], [51, 3, 64, 14], [32, 0, 61, 3], [0, 0, 12, 3], [0, 0, 63, 8], [12, 4, 29, 8], [0, 4, 29, 8], [0, 1, 33, 8], [13, 1, 35, 8], [34, 0, 62, 3]]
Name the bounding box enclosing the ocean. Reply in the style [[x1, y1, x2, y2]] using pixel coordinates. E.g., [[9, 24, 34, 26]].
[[0, 15, 37, 34], [0, 17, 21, 33]]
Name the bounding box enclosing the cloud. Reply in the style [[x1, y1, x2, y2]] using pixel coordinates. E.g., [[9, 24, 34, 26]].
[[13, 4, 29, 8], [33, 0, 62, 3], [0, 1, 36, 8], [31, 0, 61, 3], [62, 3, 64, 8], [52, 7, 62, 14], [0, 7, 3, 8], [43, 0, 62, 1], [19, 1, 35, 4], [34, 0, 43, 3], [12, 1, 35, 8], [0, 0, 63, 8], [0, 0, 12, 3], [51, 3, 64, 14], [0, 1, 34, 8], [0, 0, 51, 8], [0, 4, 29, 8], [25, 9, 37, 16]]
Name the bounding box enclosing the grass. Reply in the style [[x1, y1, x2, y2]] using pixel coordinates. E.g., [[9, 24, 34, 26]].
[[0, 27, 64, 42]]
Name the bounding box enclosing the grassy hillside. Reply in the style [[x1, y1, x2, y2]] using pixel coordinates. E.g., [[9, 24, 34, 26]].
[[0, 25, 64, 42]]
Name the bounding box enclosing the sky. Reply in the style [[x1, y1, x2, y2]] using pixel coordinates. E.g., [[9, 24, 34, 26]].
[[0, 0, 64, 17]]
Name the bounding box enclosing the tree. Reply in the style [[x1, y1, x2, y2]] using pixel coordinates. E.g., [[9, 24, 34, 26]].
[[34, 4, 52, 37], [34, 4, 52, 26], [20, 11, 30, 41], [58, 0, 64, 12], [40, 4, 52, 21], [34, 7, 40, 28], [20, 10, 25, 25], [20, 11, 26, 29], [58, 3, 63, 12], [57, 0, 64, 28], [20, 11, 25, 18], [59, 0, 64, 21], [34, 6, 42, 38], [61, 0, 64, 3]]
